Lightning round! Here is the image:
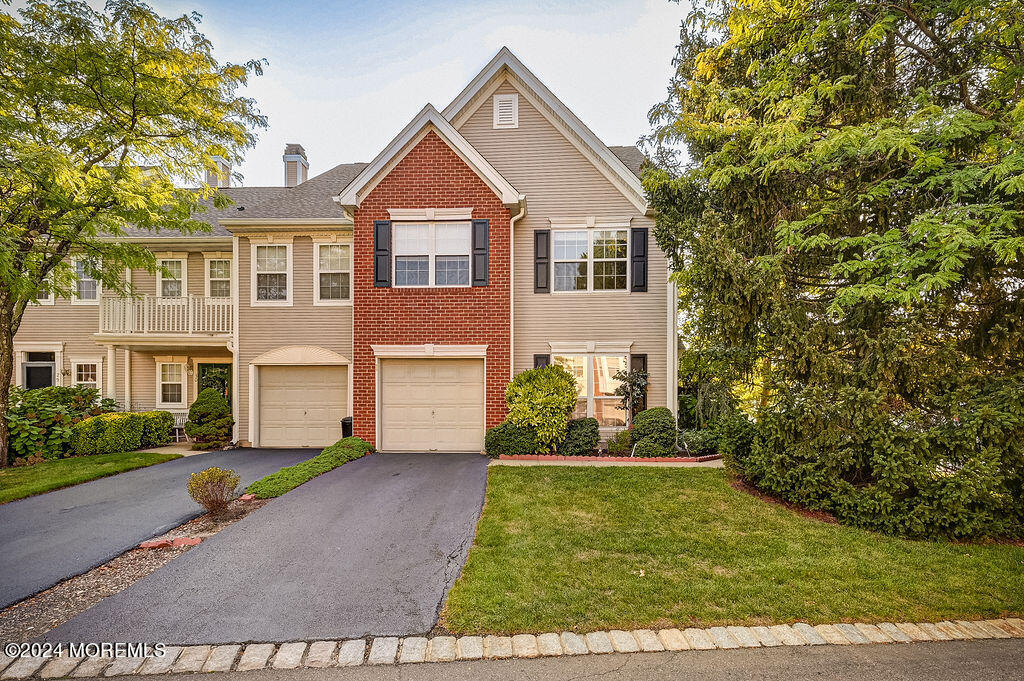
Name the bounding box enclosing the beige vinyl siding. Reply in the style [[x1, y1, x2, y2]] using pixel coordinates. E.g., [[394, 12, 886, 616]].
[[236, 234, 354, 443], [129, 249, 223, 297], [17, 297, 108, 393], [457, 80, 671, 409]]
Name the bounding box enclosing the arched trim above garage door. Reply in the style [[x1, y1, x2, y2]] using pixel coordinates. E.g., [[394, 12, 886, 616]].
[[251, 345, 350, 365]]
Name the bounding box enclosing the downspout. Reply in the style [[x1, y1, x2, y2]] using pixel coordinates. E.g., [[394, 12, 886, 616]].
[[509, 196, 527, 381]]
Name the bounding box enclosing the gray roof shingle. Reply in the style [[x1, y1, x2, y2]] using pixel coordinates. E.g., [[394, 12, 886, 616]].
[[608, 145, 646, 178]]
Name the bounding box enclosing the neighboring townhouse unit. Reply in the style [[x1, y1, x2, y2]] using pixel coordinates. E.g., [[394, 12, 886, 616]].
[[14, 47, 677, 452]]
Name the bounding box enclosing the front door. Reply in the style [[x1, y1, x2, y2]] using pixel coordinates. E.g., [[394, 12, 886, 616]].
[[197, 363, 232, 405]]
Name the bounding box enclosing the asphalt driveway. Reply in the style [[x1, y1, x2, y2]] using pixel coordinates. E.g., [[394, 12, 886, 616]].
[[0, 448, 310, 609], [45, 452, 490, 644]]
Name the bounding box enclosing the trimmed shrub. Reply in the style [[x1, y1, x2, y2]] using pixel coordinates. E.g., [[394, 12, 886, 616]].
[[505, 365, 578, 452], [632, 407, 677, 456], [184, 388, 234, 450], [484, 421, 538, 459], [247, 437, 374, 498], [187, 466, 240, 516], [69, 412, 144, 456], [140, 411, 175, 448], [5, 385, 115, 463], [632, 438, 665, 458], [560, 417, 599, 456], [607, 428, 632, 455], [679, 428, 717, 456], [713, 414, 757, 474]]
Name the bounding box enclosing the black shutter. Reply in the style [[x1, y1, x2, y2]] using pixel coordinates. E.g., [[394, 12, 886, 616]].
[[630, 353, 648, 411], [533, 354, 551, 369], [374, 220, 391, 287], [471, 219, 489, 286], [534, 229, 551, 293], [630, 227, 648, 292]]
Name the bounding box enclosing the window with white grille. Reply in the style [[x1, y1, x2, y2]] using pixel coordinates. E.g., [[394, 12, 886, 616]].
[[493, 93, 518, 129]]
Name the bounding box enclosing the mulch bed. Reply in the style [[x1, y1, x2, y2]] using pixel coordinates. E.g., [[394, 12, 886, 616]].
[[0, 497, 267, 642], [499, 453, 722, 463]]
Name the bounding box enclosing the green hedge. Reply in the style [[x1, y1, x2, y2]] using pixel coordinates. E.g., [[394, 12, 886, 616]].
[[484, 421, 539, 458], [246, 437, 374, 499], [69, 412, 145, 457], [140, 411, 175, 448], [632, 407, 677, 457], [559, 417, 599, 456]]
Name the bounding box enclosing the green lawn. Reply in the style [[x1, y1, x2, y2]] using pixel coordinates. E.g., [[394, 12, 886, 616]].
[[442, 466, 1024, 634], [0, 451, 182, 504]]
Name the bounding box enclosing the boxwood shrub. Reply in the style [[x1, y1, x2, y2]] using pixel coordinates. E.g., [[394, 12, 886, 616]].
[[69, 412, 144, 456], [632, 407, 677, 457], [140, 411, 175, 448], [484, 420, 538, 459], [559, 417, 599, 456]]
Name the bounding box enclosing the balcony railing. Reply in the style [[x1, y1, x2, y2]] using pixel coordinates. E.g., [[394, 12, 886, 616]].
[[100, 295, 233, 336]]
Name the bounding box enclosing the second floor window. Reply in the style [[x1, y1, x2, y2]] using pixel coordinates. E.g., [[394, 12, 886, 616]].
[[316, 244, 351, 303], [158, 259, 184, 297], [74, 259, 98, 301], [393, 222, 471, 287], [553, 229, 628, 292], [207, 259, 231, 298], [254, 244, 289, 303]]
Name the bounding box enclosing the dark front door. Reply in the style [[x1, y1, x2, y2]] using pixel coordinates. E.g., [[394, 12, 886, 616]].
[[197, 363, 232, 405]]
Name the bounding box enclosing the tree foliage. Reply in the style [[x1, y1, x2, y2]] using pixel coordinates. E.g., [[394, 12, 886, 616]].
[[646, 0, 1024, 538]]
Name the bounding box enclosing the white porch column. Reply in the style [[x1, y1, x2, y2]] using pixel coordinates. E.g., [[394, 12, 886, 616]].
[[106, 345, 117, 400], [123, 349, 132, 410]]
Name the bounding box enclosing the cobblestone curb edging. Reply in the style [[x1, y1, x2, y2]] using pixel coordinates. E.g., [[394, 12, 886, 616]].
[[3, 618, 1021, 679], [497, 453, 722, 463]]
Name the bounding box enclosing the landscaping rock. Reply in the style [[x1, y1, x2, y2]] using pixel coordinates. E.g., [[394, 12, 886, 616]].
[[894, 623, 931, 641], [171, 536, 201, 547], [39, 657, 83, 679], [632, 630, 664, 652], [426, 636, 456, 662], [608, 630, 640, 653], [854, 623, 892, 643], [975, 621, 1011, 639], [337, 640, 365, 667], [657, 629, 689, 651], [919, 622, 953, 641], [483, 636, 513, 659], [835, 623, 870, 644], [936, 621, 970, 640], [367, 638, 398, 665], [398, 638, 428, 664], [708, 627, 739, 649], [138, 539, 173, 549], [71, 658, 112, 678], [560, 632, 588, 656], [304, 641, 337, 668], [202, 645, 240, 672], [511, 634, 539, 658], [584, 632, 613, 654], [235, 644, 276, 672], [769, 624, 806, 645], [683, 628, 716, 650], [103, 656, 146, 676], [956, 621, 992, 639], [537, 633, 563, 656], [171, 646, 211, 673], [240, 494, 257, 501], [1006, 618, 1024, 636], [750, 626, 783, 647], [455, 637, 483, 660], [792, 623, 827, 645], [877, 623, 913, 643], [137, 648, 180, 675], [813, 624, 850, 645], [1, 658, 47, 680], [727, 626, 761, 648], [0, 654, 13, 676], [271, 642, 307, 669], [985, 619, 1023, 637]]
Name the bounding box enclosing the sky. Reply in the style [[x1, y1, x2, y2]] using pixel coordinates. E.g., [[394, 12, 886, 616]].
[[148, 0, 687, 187]]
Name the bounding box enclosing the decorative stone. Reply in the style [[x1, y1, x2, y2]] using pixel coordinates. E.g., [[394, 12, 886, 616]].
[[955, 621, 991, 639], [658, 629, 689, 650], [366, 638, 398, 665], [398, 638, 428, 664], [483, 636, 513, 659], [935, 621, 970, 640], [853, 623, 892, 643], [727, 627, 761, 648], [272, 642, 307, 669], [1006, 618, 1024, 636], [560, 632, 589, 655], [103, 656, 146, 677], [138, 648, 181, 675], [456, 637, 483, 660], [139, 539, 173, 549], [813, 624, 851, 645], [39, 657, 84, 679], [71, 658, 113, 678], [985, 619, 1022, 638], [426, 636, 456, 662], [683, 628, 716, 650], [1, 658, 47, 680], [877, 623, 912, 643], [584, 632, 614, 654], [536, 633, 563, 656], [919, 622, 952, 641], [769, 625, 807, 645], [337, 640, 366, 667], [708, 627, 739, 649], [235, 644, 276, 672], [171, 536, 201, 547], [240, 493, 257, 501], [0, 655, 13, 676], [750, 626, 783, 647], [304, 641, 337, 668], [511, 634, 539, 658], [894, 623, 932, 641], [202, 645, 241, 672], [608, 630, 640, 653], [632, 630, 664, 652], [171, 646, 212, 673], [835, 623, 870, 644]]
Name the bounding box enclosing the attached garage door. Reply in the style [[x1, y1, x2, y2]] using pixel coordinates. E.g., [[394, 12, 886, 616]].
[[379, 358, 485, 452], [259, 365, 347, 447]]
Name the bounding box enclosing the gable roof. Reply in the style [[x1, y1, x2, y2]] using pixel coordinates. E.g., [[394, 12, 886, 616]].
[[609, 146, 646, 179], [336, 104, 523, 210], [442, 48, 648, 212], [220, 161, 367, 223]]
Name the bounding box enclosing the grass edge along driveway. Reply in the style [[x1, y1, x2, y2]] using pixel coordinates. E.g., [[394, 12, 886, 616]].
[[0, 451, 182, 504], [442, 466, 1024, 634]]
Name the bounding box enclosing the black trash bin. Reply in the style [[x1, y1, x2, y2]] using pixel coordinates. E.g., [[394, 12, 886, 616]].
[[341, 416, 353, 438]]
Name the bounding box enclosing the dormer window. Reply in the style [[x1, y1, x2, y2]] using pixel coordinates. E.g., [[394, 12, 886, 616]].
[[493, 93, 518, 129]]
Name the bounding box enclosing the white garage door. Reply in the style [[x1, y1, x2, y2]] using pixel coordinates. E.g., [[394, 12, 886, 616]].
[[379, 358, 485, 452], [259, 365, 347, 447]]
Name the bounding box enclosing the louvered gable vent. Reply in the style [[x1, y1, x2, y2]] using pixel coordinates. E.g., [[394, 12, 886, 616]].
[[493, 93, 518, 129]]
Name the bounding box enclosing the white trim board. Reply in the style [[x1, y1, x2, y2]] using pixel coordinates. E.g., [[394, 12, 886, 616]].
[[371, 344, 488, 359]]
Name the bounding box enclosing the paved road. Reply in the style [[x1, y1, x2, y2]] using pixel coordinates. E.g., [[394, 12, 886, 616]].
[[45, 453, 490, 644], [106, 640, 1024, 681], [0, 449, 311, 609]]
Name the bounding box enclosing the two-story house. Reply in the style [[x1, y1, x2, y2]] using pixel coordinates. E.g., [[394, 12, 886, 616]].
[[14, 48, 678, 452]]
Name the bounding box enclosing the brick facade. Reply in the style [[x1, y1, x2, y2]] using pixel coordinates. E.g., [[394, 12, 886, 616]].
[[351, 130, 512, 447]]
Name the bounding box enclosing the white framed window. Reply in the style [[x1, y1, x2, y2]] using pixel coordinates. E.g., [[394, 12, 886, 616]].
[[157, 362, 186, 407], [493, 93, 519, 129], [393, 222, 471, 288], [157, 258, 186, 298], [72, 258, 99, 304], [250, 243, 292, 305], [553, 228, 629, 293], [71, 361, 101, 390], [206, 258, 231, 298], [553, 353, 629, 427], [32, 278, 55, 305], [314, 243, 351, 304]]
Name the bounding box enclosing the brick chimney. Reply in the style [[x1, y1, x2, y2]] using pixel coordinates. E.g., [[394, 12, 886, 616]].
[[283, 144, 309, 187], [205, 156, 231, 188]]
